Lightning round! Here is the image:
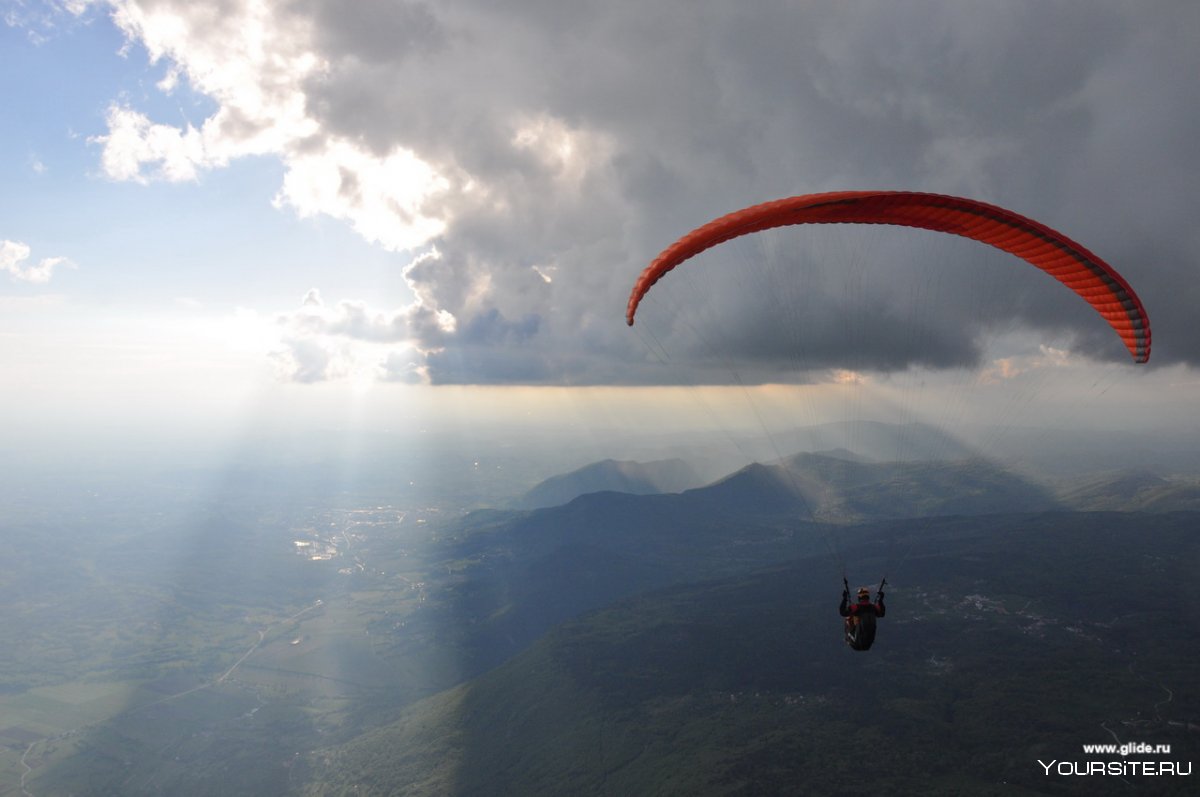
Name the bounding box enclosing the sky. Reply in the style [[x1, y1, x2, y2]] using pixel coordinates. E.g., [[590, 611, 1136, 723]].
[[2, 0, 1199, 463]]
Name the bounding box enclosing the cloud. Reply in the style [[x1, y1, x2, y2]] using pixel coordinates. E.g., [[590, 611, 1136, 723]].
[[278, 289, 410, 344], [92, 0, 1200, 384], [4, 0, 92, 43], [268, 280, 552, 385], [93, 104, 209, 182], [269, 335, 348, 384], [379, 350, 426, 384], [0, 240, 74, 284], [979, 345, 1075, 386], [94, 0, 449, 251], [269, 289, 424, 384], [272, 138, 449, 252]]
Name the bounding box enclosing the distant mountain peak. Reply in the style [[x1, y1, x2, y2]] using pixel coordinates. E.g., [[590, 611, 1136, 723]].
[[514, 458, 703, 510], [693, 454, 1059, 522]]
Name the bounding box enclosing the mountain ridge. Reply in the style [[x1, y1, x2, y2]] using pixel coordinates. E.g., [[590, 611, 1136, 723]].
[[512, 458, 704, 509], [301, 510, 1200, 796]]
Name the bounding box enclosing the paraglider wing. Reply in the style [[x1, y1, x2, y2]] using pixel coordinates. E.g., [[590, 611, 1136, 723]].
[[625, 191, 1150, 363]]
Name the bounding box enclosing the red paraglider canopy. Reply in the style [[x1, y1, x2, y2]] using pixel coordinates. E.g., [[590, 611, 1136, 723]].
[[626, 191, 1150, 363]]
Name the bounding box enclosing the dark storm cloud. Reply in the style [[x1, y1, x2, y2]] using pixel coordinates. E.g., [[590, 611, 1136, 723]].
[[279, 0, 1198, 382]]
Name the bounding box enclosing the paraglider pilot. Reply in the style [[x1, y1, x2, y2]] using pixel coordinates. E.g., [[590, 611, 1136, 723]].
[[840, 578, 885, 651]]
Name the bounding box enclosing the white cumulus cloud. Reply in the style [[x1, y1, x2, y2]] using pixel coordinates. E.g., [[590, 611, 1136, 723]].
[[0, 240, 74, 284]]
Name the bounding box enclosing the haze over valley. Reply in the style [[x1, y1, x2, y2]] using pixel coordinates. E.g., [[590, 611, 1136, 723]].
[[3, 421, 1197, 795]]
